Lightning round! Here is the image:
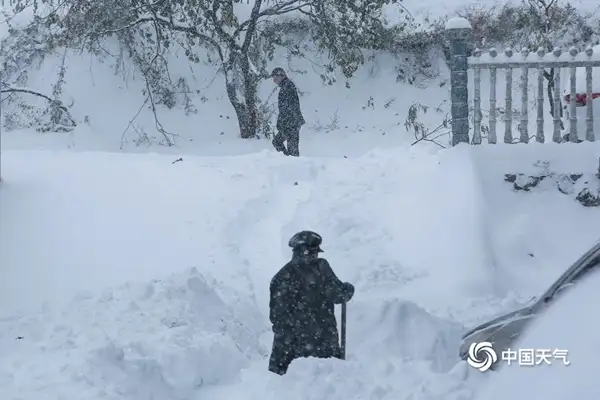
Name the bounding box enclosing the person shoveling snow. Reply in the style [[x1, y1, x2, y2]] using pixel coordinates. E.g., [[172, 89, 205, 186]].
[[268, 231, 355, 375]]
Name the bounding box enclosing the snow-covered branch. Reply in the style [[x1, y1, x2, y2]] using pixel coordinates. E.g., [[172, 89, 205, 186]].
[[1, 87, 68, 112], [234, 0, 311, 39]]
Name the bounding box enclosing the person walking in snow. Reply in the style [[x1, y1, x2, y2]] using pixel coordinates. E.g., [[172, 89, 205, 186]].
[[270, 67, 305, 157], [268, 231, 355, 375]]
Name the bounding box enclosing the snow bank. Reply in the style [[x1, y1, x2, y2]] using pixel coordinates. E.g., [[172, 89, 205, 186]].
[[217, 354, 479, 400], [469, 141, 600, 301], [474, 267, 600, 400], [0, 146, 494, 399], [0, 268, 264, 399], [0, 150, 279, 315], [1, 143, 597, 399]]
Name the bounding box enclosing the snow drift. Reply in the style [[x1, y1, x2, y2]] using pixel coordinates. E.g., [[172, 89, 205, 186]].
[[1, 142, 599, 399]]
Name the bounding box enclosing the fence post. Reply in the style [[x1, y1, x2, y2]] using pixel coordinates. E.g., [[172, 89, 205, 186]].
[[0, 68, 2, 184], [445, 17, 472, 146]]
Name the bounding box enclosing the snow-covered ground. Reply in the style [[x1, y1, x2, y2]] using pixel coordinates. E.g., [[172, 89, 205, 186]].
[[1, 141, 599, 399], [0, 40, 447, 156], [1, 0, 600, 398], [0, 2, 449, 156]]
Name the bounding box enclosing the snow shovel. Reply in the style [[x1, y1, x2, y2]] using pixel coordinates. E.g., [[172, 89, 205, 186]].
[[340, 302, 347, 360]]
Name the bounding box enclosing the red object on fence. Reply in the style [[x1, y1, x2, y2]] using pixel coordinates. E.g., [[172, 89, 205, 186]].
[[563, 93, 600, 106]]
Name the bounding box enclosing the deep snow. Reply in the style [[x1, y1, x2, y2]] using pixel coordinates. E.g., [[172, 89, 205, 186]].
[[1, 141, 599, 399], [1, 1, 600, 398], [0, 14, 450, 155], [474, 262, 600, 400]]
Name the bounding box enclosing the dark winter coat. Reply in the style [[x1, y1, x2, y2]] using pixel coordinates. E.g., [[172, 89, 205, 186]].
[[268, 256, 354, 375], [276, 77, 305, 132]]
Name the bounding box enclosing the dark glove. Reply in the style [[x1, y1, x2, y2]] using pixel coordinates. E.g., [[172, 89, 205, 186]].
[[342, 282, 355, 302]]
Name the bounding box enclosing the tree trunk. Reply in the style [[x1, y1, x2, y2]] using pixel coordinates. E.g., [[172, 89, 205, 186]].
[[226, 81, 251, 138], [223, 61, 259, 139], [545, 68, 565, 133], [239, 53, 259, 139], [234, 0, 262, 139]]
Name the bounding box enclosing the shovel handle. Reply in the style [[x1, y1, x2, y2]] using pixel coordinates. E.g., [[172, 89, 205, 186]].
[[340, 302, 347, 360]]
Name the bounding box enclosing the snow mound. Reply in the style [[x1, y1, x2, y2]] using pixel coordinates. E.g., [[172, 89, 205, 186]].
[[2, 143, 598, 399], [236, 357, 477, 400], [0, 146, 497, 400], [475, 268, 600, 400], [470, 142, 600, 296], [350, 299, 465, 372], [0, 268, 265, 400]]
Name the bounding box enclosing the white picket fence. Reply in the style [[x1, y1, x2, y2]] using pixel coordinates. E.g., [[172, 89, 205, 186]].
[[468, 46, 600, 144]]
